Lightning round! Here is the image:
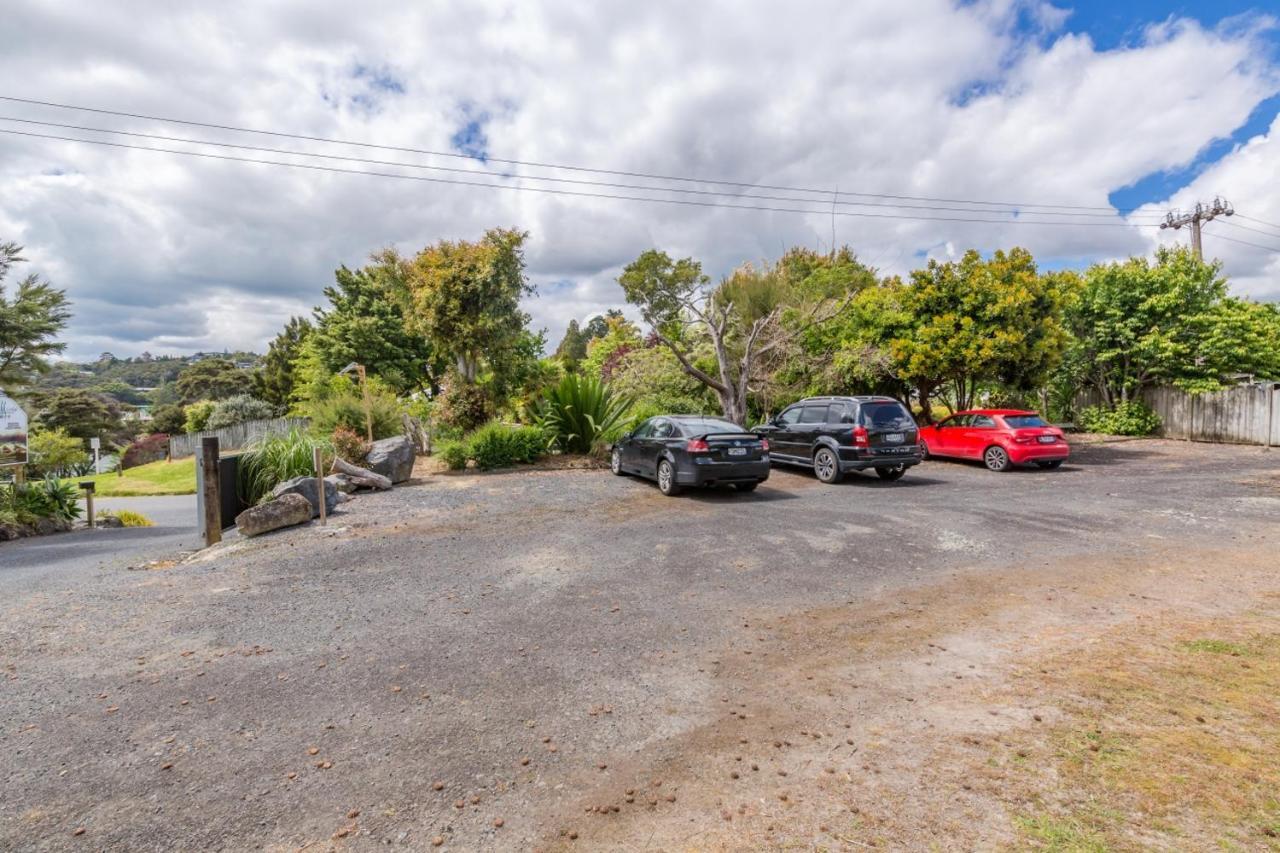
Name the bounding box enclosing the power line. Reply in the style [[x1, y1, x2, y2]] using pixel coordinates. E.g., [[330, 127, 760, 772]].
[[1160, 197, 1233, 260], [1208, 231, 1280, 253], [0, 127, 1170, 230], [1219, 218, 1280, 239], [0, 114, 1165, 222], [1234, 213, 1280, 234], [0, 93, 1148, 215]]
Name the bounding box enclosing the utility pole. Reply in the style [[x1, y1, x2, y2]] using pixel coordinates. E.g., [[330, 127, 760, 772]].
[[1160, 197, 1233, 260]]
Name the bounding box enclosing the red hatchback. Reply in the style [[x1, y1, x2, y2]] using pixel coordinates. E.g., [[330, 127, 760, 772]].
[[920, 409, 1069, 471]]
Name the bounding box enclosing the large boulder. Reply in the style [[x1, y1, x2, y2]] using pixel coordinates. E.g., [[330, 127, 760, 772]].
[[325, 473, 358, 494], [235, 493, 313, 537], [364, 435, 415, 483], [271, 475, 339, 518]]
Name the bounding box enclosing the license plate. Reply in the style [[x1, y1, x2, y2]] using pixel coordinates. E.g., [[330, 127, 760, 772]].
[[1037, 435, 1056, 444], [884, 433, 904, 444], [727, 447, 747, 456]]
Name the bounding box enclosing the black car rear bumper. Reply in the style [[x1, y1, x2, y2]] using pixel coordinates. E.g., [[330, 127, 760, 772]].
[[678, 458, 770, 486], [837, 448, 923, 470]]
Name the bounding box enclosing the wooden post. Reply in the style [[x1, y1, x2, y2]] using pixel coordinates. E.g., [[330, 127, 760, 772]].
[[85, 490, 94, 528], [200, 437, 221, 547], [13, 465, 24, 486], [359, 364, 373, 443], [313, 446, 327, 527]]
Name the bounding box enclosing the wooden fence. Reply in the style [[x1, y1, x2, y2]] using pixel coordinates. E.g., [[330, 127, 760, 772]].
[[1079, 383, 1280, 447], [168, 417, 310, 459]]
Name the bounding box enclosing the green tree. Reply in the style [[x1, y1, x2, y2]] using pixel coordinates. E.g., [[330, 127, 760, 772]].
[[405, 228, 534, 385], [26, 427, 90, 477], [1065, 246, 1228, 406], [31, 387, 124, 442], [0, 241, 72, 392], [149, 403, 187, 435], [175, 358, 253, 404], [1192, 298, 1280, 387], [553, 319, 588, 368], [890, 248, 1073, 421], [619, 249, 850, 425], [581, 314, 643, 380], [255, 316, 312, 407], [312, 250, 443, 394]]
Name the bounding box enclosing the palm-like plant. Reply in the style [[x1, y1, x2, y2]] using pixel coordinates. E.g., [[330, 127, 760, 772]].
[[237, 428, 333, 505], [535, 374, 633, 454]]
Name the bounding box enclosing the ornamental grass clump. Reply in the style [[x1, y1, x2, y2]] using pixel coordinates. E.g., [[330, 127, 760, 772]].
[[237, 428, 333, 505]]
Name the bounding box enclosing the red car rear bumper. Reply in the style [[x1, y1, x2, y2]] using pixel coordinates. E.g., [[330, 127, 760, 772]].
[[1007, 442, 1070, 464]]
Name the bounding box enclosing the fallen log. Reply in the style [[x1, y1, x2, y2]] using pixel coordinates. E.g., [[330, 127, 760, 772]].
[[331, 456, 393, 490]]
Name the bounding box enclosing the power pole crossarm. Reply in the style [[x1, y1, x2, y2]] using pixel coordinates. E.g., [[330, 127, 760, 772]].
[[1160, 197, 1234, 260]]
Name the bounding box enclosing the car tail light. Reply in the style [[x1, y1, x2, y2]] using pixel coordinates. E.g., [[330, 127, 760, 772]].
[[685, 438, 709, 452], [760, 438, 770, 452], [852, 425, 869, 447]]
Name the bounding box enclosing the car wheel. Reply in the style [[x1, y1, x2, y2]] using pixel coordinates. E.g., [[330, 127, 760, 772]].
[[920, 442, 930, 460], [983, 445, 1012, 472], [735, 481, 759, 492], [1035, 459, 1063, 470], [656, 459, 682, 496], [813, 447, 843, 484], [875, 464, 906, 482], [610, 447, 625, 476]]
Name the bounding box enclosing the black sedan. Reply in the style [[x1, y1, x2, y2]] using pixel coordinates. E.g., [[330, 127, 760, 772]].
[[610, 415, 770, 496]]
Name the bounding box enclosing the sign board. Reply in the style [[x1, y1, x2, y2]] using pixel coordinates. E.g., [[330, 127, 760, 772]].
[[89, 437, 101, 450], [0, 391, 29, 467]]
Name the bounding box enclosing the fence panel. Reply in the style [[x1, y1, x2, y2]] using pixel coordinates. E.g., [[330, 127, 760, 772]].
[[1076, 384, 1278, 446], [168, 417, 310, 459]]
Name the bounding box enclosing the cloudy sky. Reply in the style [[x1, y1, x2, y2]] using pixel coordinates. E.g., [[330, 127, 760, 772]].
[[2, 0, 1279, 361]]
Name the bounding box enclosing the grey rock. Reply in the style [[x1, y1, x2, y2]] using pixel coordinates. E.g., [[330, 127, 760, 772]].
[[235, 493, 313, 537], [271, 475, 338, 517], [326, 473, 357, 494], [96, 516, 125, 529], [364, 435, 415, 484]]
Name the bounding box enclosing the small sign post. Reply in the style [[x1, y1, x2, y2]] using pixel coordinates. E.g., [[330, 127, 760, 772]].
[[79, 481, 96, 528], [90, 436, 101, 474]]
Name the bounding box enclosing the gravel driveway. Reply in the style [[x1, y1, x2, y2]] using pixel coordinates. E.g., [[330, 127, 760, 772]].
[[2, 441, 1278, 850]]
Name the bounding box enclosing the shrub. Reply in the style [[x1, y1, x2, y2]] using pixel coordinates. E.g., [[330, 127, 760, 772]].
[[435, 381, 491, 433], [10, 477, 84, 522], [465, 421, 546, 470], [205, 395, 276, 430], [26, 428, 90, 478], [535, 373, 633, 455], [330, 426, 370, 463], [237, 428, 333, 505], [436, 439, 468, 471], [305, 387, 402, 439], [121, 433, 170, 469], [183, 400, 216, 433], [1079, 401, 1161, 436], [102, 509, 153, 527]]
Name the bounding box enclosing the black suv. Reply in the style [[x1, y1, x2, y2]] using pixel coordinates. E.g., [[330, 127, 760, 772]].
[[754, 396, 922, 483]]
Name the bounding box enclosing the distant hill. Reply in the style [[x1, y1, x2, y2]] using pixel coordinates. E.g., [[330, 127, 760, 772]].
[[33, 351, 262, 406]]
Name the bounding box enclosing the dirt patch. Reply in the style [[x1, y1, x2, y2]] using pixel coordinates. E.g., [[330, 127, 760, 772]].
[[531, 540, 1280, 851]]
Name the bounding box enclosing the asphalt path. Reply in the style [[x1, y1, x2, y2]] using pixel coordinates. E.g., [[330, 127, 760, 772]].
[[0, 495, 198, 584]]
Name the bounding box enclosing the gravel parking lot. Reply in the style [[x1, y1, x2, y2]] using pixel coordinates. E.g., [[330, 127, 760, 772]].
[[3, 439, 1279, 850]]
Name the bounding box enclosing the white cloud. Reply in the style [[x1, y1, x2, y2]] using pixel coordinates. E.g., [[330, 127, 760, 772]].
[[0, 0, 1277, 360]]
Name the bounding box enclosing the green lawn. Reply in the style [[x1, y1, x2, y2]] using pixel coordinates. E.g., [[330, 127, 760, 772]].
[[72, 458, 197, 496]]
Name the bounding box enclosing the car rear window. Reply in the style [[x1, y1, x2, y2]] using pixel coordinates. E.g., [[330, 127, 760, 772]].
[[1003, 415, 1048, 428], [860, 401, 914, 428], [680, 418, 743, 434]]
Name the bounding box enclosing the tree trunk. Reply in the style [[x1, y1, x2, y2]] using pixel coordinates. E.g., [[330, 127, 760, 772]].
[[917, 382, 936, 424]]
